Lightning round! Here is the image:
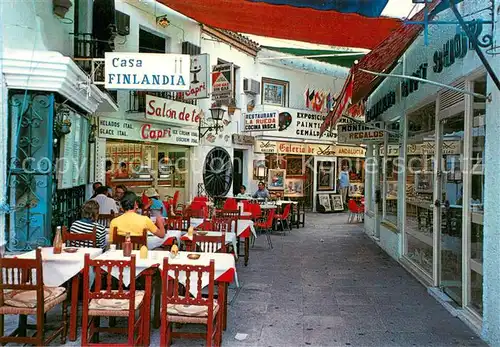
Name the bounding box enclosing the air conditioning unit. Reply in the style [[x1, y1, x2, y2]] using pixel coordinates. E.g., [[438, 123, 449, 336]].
[[243, 78, 260, 95], [115, 10, 130, 36]]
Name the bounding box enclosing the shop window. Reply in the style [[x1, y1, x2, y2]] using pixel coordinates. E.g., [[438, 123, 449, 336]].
[[469, 76, 486, 315], [339, 158, 365, 197], [404, 102, 436, 276], [383, 123, 399, 225], [139, 28, 167, 53]]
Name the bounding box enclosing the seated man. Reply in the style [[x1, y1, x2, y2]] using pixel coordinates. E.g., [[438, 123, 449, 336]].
[[69, 200, 107, 250], [236, 185, 251, 198], [252, 181, 270, 199], [109, 191, 165, 244], [91, 185, 118, 215]]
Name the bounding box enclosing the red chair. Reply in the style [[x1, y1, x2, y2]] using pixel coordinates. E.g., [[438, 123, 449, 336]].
[[160, 259, 221, 347], [81, 254, 146, 346], [249, 203, 262, 221], [222, 198, 237, 210], [347, 199, 364, 223], [274, 203, 292, 233], [190, 201, 208, 219], [193, 196, 209, 203], [254, 209, 275, 249]]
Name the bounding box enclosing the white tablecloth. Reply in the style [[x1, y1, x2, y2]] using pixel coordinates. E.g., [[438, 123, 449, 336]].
[[190, 218, 257, 237], [182, 231, 237, 256], [96, 250, 236, 296], [15, 247, 103, 287]]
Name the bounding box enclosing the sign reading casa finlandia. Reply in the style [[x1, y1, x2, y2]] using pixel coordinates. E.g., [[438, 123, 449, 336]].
[[105, 53, 190, 91]]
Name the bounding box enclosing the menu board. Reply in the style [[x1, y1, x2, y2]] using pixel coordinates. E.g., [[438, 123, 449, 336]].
[[57, 109, 90, 189]]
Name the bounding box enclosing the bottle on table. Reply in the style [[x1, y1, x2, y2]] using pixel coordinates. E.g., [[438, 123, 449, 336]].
[[123, 232, 132, 257], [53, 226, 63, 254]]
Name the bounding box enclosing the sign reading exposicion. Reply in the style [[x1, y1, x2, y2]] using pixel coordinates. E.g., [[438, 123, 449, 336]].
[[105, 53, 190, 91]]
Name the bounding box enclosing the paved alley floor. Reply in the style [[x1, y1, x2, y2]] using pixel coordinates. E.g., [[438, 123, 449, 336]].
[[4, 213, 486, 346]]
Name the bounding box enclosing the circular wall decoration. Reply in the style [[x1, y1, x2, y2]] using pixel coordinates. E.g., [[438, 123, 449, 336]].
[[203, 147, 233, 197], [279, 112, 292, 131]]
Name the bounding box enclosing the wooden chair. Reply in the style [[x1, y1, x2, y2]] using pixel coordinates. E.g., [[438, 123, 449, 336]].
[[187, 233, 226, 253], [160, 258, 221, 347], [62, 225, 97, 248], [97, 211, 115, 228], [112, 227, 148, 250], [165, 216, 183, 231], [81, 254, 145, 346], [0, 248, 68, 345]]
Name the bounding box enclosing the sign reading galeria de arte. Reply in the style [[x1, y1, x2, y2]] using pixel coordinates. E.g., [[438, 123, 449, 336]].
[[98, 117, 199, 146], [337, 121, 385, 144], [144, 95, 202, 127], [255, 140, 365, 157], [244, 111, 279, 131], [104, 53, 190, 91]]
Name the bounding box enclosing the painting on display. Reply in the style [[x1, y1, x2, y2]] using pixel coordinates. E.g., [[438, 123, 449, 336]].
[[318, 194, 332, 212], [285, 178, 304, 196], [349, 183, 364, 196], [286, 157, 303, 177], [262, 78, 289, 107], [317, 161, 334, 191], [268, 169, 286, 190], [330, 194, 344, 211]]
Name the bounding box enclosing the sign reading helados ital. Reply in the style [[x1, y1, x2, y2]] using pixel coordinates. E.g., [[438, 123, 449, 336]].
[[144, 95, 202, 127], [98, 117, 199, 146], [244, 111, 279, 131], [104, 53, 190, 91], [337, 121, 385, 144]]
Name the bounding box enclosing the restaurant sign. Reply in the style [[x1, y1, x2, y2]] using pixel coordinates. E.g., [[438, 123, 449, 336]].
[[98, 117, 199, 146], [244, 111, 279, 131], [185, 54, 210, 100], [143, 95, 202, 128], [104, 53, 190, 91], [337, 121, 385, 144]]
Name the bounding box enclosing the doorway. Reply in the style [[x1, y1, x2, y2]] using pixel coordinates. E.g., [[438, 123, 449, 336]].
[[233, 150, 244, 196], [436, 112, 465, 306]]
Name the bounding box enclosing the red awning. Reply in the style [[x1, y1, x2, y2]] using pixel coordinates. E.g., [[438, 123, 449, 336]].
[[319, 0, 441, 135], [157, 0, 401, 49]]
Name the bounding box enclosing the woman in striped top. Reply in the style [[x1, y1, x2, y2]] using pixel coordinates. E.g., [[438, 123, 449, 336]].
[[69, 200, 107, 250]]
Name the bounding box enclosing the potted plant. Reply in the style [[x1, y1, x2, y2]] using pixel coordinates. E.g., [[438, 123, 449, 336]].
[[53, 0, 73, 19]]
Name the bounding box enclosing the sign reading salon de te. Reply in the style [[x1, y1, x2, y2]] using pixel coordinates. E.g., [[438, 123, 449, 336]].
[[185, 54, 210, 100], [98, 117, 199, 146], [143, 95, 202, 128], [104, 53, 190, 91]]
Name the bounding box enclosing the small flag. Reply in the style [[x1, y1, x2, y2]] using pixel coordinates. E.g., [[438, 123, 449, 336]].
[[305, 88, 310, 108], [327, 93, 332, 110], [309, 90, 315, 101]]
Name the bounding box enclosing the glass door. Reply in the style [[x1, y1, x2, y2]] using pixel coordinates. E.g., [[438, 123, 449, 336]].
[[437, 113, 465, 305]]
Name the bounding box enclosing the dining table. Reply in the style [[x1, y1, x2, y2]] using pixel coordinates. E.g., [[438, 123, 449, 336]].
[[95, 249, 236, 344], [15, 246, 103, 342]]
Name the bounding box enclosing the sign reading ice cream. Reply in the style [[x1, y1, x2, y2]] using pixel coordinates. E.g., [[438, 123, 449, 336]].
[[144, 95, 202, 127], [105, 53, 190, 91]]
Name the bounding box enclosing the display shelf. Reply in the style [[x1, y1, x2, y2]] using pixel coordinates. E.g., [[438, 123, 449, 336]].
[[471, 212, 484, 225], [470, 258, 483, 275]]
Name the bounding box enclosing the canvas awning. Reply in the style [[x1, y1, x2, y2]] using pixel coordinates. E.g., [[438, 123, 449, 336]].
[[157, 0, 401, 49], [262, 47, 366, 68], [319, 0, 442, 136]]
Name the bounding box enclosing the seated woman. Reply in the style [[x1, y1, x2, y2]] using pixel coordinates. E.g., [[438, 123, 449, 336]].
[[236, 185, 251, 198], [144, 188, 167, 218], [69, 200, 107, 250]]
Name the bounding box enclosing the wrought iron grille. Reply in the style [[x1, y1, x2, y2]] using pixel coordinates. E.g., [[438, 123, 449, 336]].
[[51, 185, 87, 230], [7, 92, 54, 251], [128, 91, 197, 113]]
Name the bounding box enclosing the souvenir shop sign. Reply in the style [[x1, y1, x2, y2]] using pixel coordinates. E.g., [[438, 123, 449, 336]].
[[104, 53, 190, 91], [144, 95, 202, 127], [337, 121, 385, 144], [244, 111, 279, 131], [211, 63, 234, 102], [98, 117, 199, 146], [185, 54, 210, 100]]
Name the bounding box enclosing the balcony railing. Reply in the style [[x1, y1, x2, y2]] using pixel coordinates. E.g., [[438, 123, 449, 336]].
[[128, 91, 198, 113], [71, 33, 117, 103]]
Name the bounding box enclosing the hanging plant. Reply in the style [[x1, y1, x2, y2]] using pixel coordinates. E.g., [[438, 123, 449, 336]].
[[53, 0, 73, 19]]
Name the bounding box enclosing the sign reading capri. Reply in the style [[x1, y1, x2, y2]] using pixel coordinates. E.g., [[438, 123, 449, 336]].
[[104, 53, 190, 91]]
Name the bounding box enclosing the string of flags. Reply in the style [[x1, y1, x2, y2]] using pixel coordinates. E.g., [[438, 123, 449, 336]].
[[305, 88, 335, 113]]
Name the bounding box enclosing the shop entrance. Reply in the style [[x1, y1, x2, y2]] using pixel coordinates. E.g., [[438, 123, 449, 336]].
[[436, 112, 465, 305], [233, 150, 244, 196]]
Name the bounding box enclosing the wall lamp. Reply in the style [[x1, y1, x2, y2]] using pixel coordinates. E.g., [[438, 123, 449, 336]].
[[199, 104, 225, 140]]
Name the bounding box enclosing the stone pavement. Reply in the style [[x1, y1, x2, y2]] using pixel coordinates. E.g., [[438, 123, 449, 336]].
[[3, 213, 486, 346]]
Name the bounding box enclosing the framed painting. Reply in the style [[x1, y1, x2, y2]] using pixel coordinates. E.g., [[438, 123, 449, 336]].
[[286, 156, 303, 177], [317, 161, 334, 190], [318, 193, 332, 212], [330, 194, 344, 211], [268, 169, 286, 190], [284, 178, 304, 196], [261, 78, 289, 107]]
